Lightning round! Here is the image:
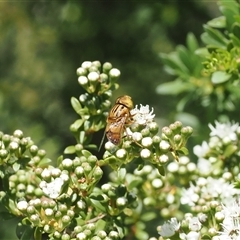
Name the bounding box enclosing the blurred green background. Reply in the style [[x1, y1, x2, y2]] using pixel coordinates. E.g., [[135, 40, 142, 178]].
[[0, 1, 219, 239]]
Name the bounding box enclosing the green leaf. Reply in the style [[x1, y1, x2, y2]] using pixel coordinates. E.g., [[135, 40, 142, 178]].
[[176, 45, 193, 72], [16, 223, 34, 240], [207, 16, 226, 28], [160, 52, 189, 76], [195, 47, 210, 58], [89, 198, 106, 212], [232, 23, 240, 39], [177, 147, 189, 155], [71, 97, 82, 114], [156, 165, 165, 176], [186, 33, 199, 52], [211, 71, 232, 84], [117, 168, 126, 182], [71, 119, 84, 130], [128, 178, 142, 189], [0, 211, 15, 220], [219, 0, 239, 29], [141, 212, 157, 221], [224, 145, 237, 157], [156, 80, 193, 95], [64, 145, 76, 154], [13, 162, 20, 172], [37, 158, 52, 168], [201, 25, 229, 48], [34, 227, 43, 240], [229, 33, 240, 47], [82, 149, 92, 158]]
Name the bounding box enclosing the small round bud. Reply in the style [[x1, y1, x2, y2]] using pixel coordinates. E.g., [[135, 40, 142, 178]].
[[2, 134, 11, 144], [30, 145, 38, 155], [152, 135, 161, 144], [0, 149, 8, 158], [38, 149, 46, 158], [88, 72, 99, 82], [181, 126, 193, 136], [17, 200, 28, 211], [30, 214, 40, 224], [76, 67, 87, 76], [173, 134, 181, 144], [103, 62, 112, 72], [215, 211, 224, 221], [141, 128, 150, 137], [27, 205, 35, 214], [116, 149, 127, 159], [148, 121, 159, 134], [141, 137, 153, 148], [109, 68, 120, 78], [13, 130, 23, 138], [101, 183, 112, 192], [81, 61, 92, 69], [140, 148, 151, 159], [62, 215, 71, 223], [109, 231, 119, 238], [62, 158, 73, 169], [94, 166, 103, 179], [159, 140, 170, 151], [62, 233, 71, 240], [97, 230, 107, 238], [77, 200, 87, 210], [152, 178, 163, 188], [100, 73, 108, 82], [132, 132, 142, 142], [162, 127, 173, 138], [75, 166, 84, 177], [9, 141, 19, 151], [41, 169, 51, 179], [116, 197, 127, 207], [45, 208, 54, 217], [76, 232, 87, 240], [159, 154, 169, 164], [79, 93, 89, 103]]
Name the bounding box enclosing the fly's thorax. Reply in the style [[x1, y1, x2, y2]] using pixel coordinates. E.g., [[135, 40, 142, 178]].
[[115, 95, 133, 109]]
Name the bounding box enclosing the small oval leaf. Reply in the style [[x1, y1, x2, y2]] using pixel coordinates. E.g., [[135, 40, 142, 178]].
[[211, 71, 231, 84]]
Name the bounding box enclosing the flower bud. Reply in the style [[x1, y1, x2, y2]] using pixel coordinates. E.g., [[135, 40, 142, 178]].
[[82, 61, 92, 69], [159, 154, 169, 164], [116, 197, 128, 207], [13, 130, 23, 138], [116, 149, 127, 159], [162, 127, 173, 138], [159, 140, 170, 152], [140, 148, 151, 159], [141, 137, 153, 148], [76, 67, 87, 76]]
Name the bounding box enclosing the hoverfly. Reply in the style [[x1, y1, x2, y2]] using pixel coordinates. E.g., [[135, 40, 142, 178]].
[[105, 95, 134, 145]]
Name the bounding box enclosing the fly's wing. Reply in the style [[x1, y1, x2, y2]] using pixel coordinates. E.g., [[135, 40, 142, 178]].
[[106, 115, 127, 145]]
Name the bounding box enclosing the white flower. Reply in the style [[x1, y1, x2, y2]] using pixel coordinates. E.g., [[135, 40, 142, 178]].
[[158, 217, 180, 237], [130, 104, 155, 125], [217, 199, 240, 240], [40, 177, 64, 199], [180, 231, 201, 240], [189, 217, 201, 231], [197, 158, 212, 176], [193, 141, 209, 159], [208, 121, 239, 142], [181, 182, 200, 207], [181, 177, 240, 207]]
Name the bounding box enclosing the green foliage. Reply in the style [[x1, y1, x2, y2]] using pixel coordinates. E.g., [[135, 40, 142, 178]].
[[0, 61, 192, 240], [157, 0, 240, 113]]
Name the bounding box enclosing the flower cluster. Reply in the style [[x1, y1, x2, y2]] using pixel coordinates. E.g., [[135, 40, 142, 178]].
[[155, 121, 240, 240]]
